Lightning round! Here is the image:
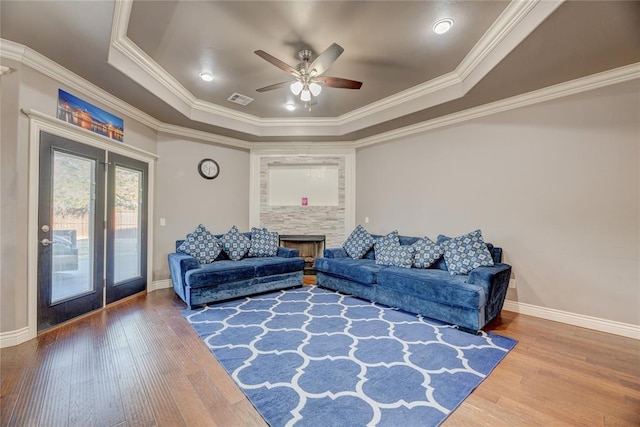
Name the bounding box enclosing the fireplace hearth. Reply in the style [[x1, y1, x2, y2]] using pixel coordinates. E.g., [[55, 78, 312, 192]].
[[279, 235, 326, 275]]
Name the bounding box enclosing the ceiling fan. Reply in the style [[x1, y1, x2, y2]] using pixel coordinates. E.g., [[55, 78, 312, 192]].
[[254, 43, 363, 103]]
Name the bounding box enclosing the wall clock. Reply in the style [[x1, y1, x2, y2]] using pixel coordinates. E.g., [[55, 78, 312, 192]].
[[198, 158, 220, 180]]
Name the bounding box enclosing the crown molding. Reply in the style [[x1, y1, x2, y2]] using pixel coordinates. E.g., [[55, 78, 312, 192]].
[[108, 0, 563, 137], [0, 38, 162, 131], [354, 62, 640, 149], [4, 37, 636, 151], [250, 143, 356, 155], [156, 122, 252, 150], [0, 38, 253, 150], [338, 0, 564, 133]]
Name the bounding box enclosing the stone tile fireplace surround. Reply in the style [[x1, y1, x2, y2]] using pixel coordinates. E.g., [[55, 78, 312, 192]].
[[250, 150, 355, 252]]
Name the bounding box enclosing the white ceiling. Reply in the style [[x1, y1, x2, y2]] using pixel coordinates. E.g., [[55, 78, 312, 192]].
[[1, 1, 639, 143]]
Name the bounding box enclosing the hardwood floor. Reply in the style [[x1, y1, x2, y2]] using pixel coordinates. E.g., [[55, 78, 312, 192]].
[[2, 282, 639, 426]]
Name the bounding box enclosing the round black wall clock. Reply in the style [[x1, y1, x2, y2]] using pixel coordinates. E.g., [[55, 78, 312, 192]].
[[198, 158, 220, 180]]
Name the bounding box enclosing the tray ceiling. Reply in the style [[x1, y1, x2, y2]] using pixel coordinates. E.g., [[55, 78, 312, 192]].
[[1, 1, 639, 143]]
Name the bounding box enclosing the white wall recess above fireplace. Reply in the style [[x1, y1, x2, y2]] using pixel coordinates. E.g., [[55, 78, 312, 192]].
[[268, 164, 339, 206]]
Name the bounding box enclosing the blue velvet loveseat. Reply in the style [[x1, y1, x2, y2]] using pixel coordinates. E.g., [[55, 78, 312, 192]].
[[315, 232, 511, 333], [168, 230, 305, 309]]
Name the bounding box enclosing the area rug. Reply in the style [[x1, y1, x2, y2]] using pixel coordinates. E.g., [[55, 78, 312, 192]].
[[182, 286, 516, 426]]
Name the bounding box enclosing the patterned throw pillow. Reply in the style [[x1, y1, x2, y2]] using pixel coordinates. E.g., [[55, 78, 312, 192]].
[[374, 231, 399, 252], [343, 225, 376, 259], [412, 237, 444, 269], [248, 227, 279, 257], [219, 225, 251, 261], [177, 224, 222, 264], [375, 244, 415, 268], [441, 230, 494, 275]]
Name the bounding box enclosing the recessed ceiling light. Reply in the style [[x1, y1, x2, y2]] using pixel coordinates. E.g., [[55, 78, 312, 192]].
[[433, 18, 454, 35], [199, 72, 214, 82], [285, 103, 296, 111]]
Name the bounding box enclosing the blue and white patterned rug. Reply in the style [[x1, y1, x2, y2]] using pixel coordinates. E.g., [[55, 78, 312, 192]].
[[183, 286, 516, 427]]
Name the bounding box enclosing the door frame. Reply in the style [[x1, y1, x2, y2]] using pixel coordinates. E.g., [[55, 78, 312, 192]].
[[26, 109, 157, 341]]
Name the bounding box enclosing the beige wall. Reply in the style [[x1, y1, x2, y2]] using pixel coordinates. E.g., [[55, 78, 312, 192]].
[[153, 134, 250, 281], [0, 63, 158, 333], [356, 80, 640, 325]]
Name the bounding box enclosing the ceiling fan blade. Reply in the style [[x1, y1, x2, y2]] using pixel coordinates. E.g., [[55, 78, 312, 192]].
[[254, 50, 299, 77], [256, 81, 292, 92], [308, 43, 344, 77], [316, 76, 363, 89]]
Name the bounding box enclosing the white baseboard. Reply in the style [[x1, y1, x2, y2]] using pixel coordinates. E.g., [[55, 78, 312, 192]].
[[503, 300, 640, 340], [149, 279, 173, 293], [0, 282, 174, 349], [0, 327, 33, 348]]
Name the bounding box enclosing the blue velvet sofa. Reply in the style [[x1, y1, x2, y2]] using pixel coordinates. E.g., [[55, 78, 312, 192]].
[[168, 234, 305, 309], [315, 234, 511, 333]]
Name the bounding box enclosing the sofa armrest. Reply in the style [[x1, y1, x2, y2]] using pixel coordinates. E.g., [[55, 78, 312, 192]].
[[467, 263, 512, 319], [467, 263, 511, 285], [323, 248, 348, 258], [277, 247, 299, 258], [167, 252, 200, 301]]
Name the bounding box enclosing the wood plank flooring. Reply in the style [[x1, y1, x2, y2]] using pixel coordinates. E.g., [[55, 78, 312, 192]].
[[2, 281, 639, 426]]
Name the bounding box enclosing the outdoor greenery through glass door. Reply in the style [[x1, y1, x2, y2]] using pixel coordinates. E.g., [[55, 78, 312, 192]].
[[51, 151, 95, 303], [113, 166, 142, 283], [106, 152, 148, 304]]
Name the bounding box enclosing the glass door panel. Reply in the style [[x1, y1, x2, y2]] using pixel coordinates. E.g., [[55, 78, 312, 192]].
[[113, 166, 142, 283], [51, 151, 95, 303], [38, 132, 105, 332], [106, 152, 148, 304]]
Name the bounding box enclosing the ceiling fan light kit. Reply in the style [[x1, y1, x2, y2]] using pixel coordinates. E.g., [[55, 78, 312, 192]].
[[309, 82, 322, 96], [255, 43, 363, 104], [290, 80, 303, 95]]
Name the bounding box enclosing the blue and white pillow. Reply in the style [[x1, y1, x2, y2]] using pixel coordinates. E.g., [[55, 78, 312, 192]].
[[219, 225, 251, 261], [343, 225, 376, 259], [441, 230, 494, 275], [412, 237, 444, 269], [177, 224, 221, 264], [248, 227, 279, 257], [375, 244, 415, 268], [374, 230, 399, 253]]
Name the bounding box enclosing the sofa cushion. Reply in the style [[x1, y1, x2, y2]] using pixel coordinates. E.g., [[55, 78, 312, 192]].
[[185, 261, 255, 289], [220, 225, 251, 261], [248, 227, 279, 257], [375, 244, 415, 269], [343, 225, 376, 259], [177, 224, 222, 264], [315, 257, 384, 285], [440, 230, 495, 275], [412, 237, 444, 269], [376, 268, 486, 309], [233, 257, 305, 277]]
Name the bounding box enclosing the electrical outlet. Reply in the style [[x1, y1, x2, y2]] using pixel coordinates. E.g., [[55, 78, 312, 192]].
[[160, 218, 166, 226], [365, 216, 369, 224], [508, 278, 517, 289]]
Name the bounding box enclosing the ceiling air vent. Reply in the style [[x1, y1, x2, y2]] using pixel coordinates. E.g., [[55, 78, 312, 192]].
[[227, 93, 254, 106]]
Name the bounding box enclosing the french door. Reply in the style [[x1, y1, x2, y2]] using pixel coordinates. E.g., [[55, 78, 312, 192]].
[[37, 131, 148, 332], [106, 153, 148, 304]]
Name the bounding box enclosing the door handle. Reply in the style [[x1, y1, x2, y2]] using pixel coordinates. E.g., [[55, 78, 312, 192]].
[[41, 238, 53, 246]]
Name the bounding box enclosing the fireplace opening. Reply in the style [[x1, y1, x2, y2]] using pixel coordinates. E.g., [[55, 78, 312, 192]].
[[279, 235, 326, 275]]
